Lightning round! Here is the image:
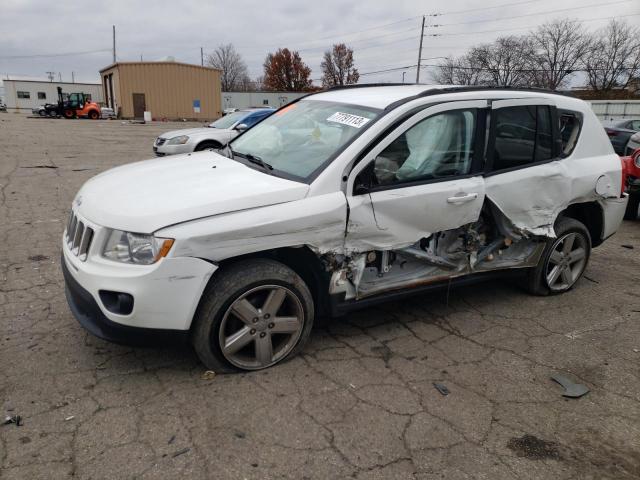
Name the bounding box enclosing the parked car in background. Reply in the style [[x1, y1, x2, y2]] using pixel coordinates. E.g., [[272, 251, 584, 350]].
[[223, 108, 239, 115], [63, 86, 628, 372], [604, 118, 640, 155], [625, 130, 640, 156], [621, 148, 640, 219], [32, 105, 47, 116], [0, 102, 6, 112], [101, 107, 116, 119], [153, 108, 274, 156]]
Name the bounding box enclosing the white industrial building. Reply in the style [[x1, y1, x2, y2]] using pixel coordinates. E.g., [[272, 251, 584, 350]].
[[222, 91, 307, 111], [2, 79, 103, 113]]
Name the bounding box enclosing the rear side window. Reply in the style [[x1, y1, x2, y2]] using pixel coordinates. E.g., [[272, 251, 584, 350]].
[[490, 105, 553, 172], [558, 111, 582, 157]]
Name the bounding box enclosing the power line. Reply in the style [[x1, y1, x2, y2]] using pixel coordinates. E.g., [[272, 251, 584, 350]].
[[0, 48, 111, 60], [431, 12, 640, 36], [433, 0, 544, 16], [434, 0, 635, 27]]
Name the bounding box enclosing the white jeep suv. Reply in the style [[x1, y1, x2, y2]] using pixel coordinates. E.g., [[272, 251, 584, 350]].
[[62, 85, 628, 372]]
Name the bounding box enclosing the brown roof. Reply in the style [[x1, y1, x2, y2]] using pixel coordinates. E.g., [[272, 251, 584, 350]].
[[99, 61, 221, 74]]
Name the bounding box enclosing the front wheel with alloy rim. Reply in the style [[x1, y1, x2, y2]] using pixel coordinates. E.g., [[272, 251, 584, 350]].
[[526, 217, 591, 295], [191, 259, 314, 373]]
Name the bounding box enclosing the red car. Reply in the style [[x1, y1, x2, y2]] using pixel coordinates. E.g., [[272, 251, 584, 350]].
[[621, 148, 640, 219]]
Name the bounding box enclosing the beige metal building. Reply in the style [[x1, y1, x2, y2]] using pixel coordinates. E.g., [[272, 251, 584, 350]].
[[99, 61, 222, 120]]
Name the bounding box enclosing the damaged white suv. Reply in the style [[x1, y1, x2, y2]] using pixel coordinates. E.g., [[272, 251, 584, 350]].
[[62, 85, 628, 372]]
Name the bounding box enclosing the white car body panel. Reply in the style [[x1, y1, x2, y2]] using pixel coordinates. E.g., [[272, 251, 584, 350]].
[[160, 192, 347, 261], [75, 152, 309, 233], [63, 85, 627, 332]]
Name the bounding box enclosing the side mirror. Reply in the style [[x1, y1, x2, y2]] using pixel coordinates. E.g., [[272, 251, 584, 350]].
[[235, 123, 248, 131]]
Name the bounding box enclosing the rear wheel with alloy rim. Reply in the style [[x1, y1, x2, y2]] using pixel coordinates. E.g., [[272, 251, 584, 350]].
[[526, 217, 591, 295], [192, 259, 314, 373]]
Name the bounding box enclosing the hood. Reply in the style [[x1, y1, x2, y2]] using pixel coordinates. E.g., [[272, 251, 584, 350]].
[[75, 152, 309, 233], [159, 127, 231, 139]]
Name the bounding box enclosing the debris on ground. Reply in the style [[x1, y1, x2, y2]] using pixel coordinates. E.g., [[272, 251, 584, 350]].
[[172, 448, 190, 458], [28, 254, 49, 261], [201, 370, 216, 380], [168, 435, 176, 444], [3, 415, 22, 427], [64, 416, 75, 421], [621, 244, 634, 250], [507, 434, 561, 460], [551, 374, 590, 398], [20, 165, 58, 169], [433, 382, 450, 396]]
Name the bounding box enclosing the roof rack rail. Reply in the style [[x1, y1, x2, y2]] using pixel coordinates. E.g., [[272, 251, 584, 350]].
[[327, 83, 416, 91], [383, 84, 573, 111]]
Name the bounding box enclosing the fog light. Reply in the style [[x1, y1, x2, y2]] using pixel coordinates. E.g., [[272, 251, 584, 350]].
[[99, 290, 134, 315]]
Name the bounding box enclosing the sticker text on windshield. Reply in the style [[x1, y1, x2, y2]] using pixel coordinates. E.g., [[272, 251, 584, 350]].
[[326, 112, 371, 129]]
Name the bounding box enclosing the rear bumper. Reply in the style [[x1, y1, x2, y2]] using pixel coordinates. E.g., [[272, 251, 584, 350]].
[[62, 256, 188, 346], [601, 194, 628, 239]]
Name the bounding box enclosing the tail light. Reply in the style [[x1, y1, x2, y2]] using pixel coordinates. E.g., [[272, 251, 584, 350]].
[[620, 156, 630, 196], [605, 128, 618, 137]]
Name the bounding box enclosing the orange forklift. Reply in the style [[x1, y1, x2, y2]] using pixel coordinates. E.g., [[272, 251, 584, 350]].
[[43, 87, 101, 119]]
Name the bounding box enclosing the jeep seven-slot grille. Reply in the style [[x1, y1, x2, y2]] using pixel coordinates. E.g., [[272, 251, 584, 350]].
[[66, 210, 94, 261]]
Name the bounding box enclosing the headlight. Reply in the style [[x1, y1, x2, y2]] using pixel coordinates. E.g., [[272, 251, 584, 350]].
[[102, 230, 174, 265], [168, 135, 189, 145]]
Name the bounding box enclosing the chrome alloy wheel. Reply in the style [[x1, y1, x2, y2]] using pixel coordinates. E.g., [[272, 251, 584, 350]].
[[218, 285, 304, 370], [545, 232, 588, 291]]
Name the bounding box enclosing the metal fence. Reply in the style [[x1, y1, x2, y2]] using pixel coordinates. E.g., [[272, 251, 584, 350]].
[[588, 100, 640, 122]]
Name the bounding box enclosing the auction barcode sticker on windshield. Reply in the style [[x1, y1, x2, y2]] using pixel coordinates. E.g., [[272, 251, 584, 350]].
[[327, 112, 371, 128]]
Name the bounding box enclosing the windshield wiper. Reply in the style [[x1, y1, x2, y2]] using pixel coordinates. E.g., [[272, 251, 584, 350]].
[[234, 151, 273, 171]]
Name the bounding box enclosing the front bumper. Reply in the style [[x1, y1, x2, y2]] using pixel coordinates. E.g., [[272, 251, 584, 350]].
[[62, 228, 218, 340], [62, 257, 188, 345], [626, 141, 640, 156], [153, 142, 194, 156]]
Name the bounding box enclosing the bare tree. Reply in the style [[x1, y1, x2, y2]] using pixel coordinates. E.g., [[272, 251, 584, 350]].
[[473, 36, 535, 87], [205, 44, 249, 92], [321, 43, 359, 87], [527, 19, 592, 90], [584, 19, 640, 92], [432, 53, 484, 85]]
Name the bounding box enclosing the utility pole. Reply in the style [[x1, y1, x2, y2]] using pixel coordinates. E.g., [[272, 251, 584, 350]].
[[416, 15, 425, 84], [58, 72, 62, 82], [200, 47, 204, 66], [112, 25, 116, 64], [46, 71, 55, 82], [71, 71, 75, 83]]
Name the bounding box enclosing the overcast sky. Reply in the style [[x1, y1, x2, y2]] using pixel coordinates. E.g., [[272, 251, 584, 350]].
[[1, 0, 638, 87]]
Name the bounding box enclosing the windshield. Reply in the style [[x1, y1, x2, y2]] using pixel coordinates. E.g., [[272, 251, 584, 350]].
[[209, 111, 247, 129], [230, 100, 380, 181]]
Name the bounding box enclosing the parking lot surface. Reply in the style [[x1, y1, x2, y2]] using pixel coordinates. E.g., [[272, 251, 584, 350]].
[[1, 114, 639, 479]]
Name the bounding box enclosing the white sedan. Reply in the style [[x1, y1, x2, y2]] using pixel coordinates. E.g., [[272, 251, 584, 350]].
[[153, 108, 274, 156]]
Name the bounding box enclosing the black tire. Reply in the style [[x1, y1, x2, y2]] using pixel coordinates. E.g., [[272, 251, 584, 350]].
[[623, 194, 639, 220], [525, 217, 591, 296], [38, 110, 46, 117], [88, 110, 99, 120], [191, 259, 314, 373], [63, 109, 75, 119], [194, 141, 221, 152]]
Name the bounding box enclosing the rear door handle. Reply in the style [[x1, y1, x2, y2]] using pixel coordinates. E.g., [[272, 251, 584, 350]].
[[447, 192, 478, 204]]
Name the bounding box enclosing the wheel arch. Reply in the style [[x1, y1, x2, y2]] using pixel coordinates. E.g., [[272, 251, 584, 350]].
[[204, 246, 331, 317], [195, 139, 223, 151], [558, 201, 604, 247]]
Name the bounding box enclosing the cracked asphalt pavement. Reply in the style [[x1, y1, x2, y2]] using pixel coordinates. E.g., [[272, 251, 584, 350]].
[[1, 114, 640, 479]]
